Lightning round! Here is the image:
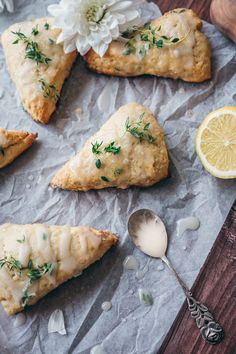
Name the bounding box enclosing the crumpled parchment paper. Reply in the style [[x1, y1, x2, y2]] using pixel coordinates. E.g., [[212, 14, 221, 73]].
[[0, 2, 235, 354]]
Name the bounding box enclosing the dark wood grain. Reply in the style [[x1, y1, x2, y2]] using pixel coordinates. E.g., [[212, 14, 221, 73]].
[[152, 0, 212, 22], [158, 200, 236, 354]]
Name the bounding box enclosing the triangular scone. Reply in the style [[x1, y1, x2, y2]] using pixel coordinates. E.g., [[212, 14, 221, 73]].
[[84, 9, 211, 83], [0, 128, 37, 168], [51, 102, 169, 191], [1, 18, 77, 124], [0, 223, 117, 315]]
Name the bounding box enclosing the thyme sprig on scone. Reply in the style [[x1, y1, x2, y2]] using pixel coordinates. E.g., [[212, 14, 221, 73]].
[[122, 22, 181, 59], [12, 30, 51, 65], [125, 112, 157, 143], [0, 255, 53, 306], [39, 79, 59, 103]]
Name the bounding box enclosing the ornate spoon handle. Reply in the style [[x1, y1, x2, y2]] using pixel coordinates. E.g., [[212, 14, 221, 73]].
[[162, 256, 224, 345]]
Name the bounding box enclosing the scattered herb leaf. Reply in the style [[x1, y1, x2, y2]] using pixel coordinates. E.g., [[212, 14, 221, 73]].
[[17, 235, 25, 244], [44, 22, 49, 30], [48, 38, 55, 45], [101, 176, 109, 182], [39, 79, 59, 103], [28, 259, 33, 270], [138, 288, 153, 306], [31, 25, 39, 36], [42, 233, 47, 240], [95, 159, 101, 169]]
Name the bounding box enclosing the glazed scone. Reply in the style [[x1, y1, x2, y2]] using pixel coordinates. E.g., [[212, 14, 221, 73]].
[[1, 18, 77, 124], [0, 223, 117, 315], [51, 102, 169, 191], [84, 9, 211, 83], [0, 128, 37, 168]]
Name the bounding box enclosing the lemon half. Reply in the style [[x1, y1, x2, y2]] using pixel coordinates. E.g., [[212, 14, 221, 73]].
[[195, 106, 236, 179]]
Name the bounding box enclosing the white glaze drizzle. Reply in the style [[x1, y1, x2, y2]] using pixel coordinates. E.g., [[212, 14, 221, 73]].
[[177, 216, 200, 237]]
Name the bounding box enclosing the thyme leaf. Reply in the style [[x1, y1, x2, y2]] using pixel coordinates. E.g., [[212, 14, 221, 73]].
[[101, 176, 109, 182], [39, 79, 59, 103], [95, 159, 101, 169], [44, 22, 49, 30], [48, 38, 55, 45], [17, 235, 25, 244], [31, 25, 39, 36]]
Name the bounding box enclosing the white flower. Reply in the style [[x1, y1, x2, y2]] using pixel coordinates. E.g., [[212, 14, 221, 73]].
[[48, 0, 143, 57], [0, 0, 14, 13]]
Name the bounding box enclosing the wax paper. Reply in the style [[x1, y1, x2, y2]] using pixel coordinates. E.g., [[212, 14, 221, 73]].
[[0, 1, 235, 354]]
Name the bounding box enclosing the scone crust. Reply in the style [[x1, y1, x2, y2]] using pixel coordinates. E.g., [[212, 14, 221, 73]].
[[51, 102, 169, 191], [0, 223, 117, 315], [1, 17, 77, 124], [0, 128, 37, 168], [84, 9, 211, 83]]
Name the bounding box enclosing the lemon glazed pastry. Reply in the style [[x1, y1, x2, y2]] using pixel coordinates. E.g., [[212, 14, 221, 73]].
[[51, 102, 169, 191], [0, 128, 37, 168], [84, 9, 211, 83], [0, 223, 117, 315], [1, 18, 77, 124]]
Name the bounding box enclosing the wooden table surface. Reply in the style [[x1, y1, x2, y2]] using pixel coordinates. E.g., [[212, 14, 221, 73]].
[[151, 1, 236, 353], [153, 0, 212, 22]]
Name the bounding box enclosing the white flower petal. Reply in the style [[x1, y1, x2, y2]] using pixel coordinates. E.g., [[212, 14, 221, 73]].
[[93, 41, 109, 57], [48, 309, 67, 335], [109, 1, 133, 11]]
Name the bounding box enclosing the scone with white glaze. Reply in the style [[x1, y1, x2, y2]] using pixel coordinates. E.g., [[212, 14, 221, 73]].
[[51, 102, 169, 191], [1, 18, 77, 124], [0, 128, 37, 168], [84, 9, 211, 83], [0, 223, 117, 315]]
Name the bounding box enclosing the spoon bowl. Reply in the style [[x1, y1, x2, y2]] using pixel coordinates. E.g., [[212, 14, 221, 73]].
[[128, 209, 168, 258]]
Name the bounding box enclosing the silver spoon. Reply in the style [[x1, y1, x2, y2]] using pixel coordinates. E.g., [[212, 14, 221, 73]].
[[128, 209, 224, 345]]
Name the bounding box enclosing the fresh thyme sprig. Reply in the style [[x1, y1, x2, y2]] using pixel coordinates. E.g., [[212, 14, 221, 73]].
[[0, 256, 22, 273], [125, 112, 157, 143], [122, 22, 181, 59], [27, 262, 53, 283], [39, 79, 59, 103], [92, 141, 103, 155], [12, 30, 51, 65], [104, 142, 121, 155]]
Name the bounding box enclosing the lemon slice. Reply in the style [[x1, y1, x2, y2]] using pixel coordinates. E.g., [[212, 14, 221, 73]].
[[195, 106, 236, 179]]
